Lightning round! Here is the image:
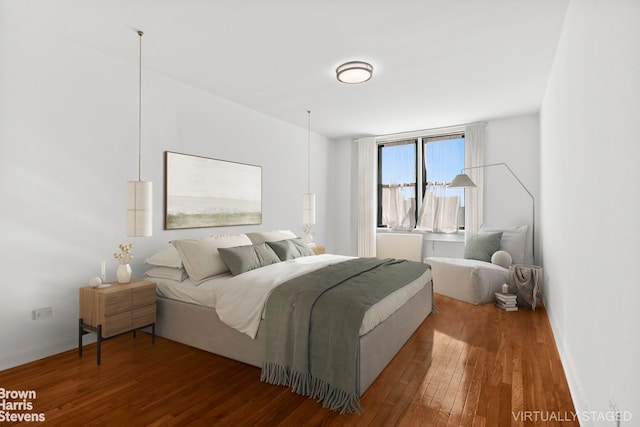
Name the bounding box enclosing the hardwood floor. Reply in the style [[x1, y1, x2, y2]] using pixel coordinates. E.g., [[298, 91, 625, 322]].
[[1, 294, 577, 426]]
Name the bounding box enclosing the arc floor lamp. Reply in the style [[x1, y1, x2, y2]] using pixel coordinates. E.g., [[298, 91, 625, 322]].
[[449, 163, 535, 258]]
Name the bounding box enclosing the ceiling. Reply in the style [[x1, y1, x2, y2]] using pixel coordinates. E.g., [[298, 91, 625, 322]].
[[17, 0, 569, 139]]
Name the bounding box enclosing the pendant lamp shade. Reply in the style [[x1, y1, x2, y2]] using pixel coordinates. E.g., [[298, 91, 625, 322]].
[[303, 192, 316, 225], [127, 181, 152, 237]]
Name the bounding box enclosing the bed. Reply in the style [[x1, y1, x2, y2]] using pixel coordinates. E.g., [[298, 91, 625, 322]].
[[145, 230, 433, 413]]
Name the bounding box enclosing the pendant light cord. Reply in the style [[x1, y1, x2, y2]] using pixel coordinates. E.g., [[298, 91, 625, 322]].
[[307, 110, 311, 194], [137, 30, 143, 182]]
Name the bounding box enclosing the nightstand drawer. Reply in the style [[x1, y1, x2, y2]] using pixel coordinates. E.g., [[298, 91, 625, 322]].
[[133, 304, 156, 328], [103, 311, 133, 337], [103, 291, 132, 315], [132, 285, 156, 307]]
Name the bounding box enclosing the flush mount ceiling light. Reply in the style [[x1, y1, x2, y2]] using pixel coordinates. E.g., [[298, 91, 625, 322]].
[[336, 61, 373, 84]]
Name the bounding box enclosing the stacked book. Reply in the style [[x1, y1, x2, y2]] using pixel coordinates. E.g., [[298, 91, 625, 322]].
[[495, 292, 518, 311]]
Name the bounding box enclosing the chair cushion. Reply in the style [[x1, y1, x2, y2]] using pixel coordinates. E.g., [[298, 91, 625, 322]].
[[463, 232, 503, 262]]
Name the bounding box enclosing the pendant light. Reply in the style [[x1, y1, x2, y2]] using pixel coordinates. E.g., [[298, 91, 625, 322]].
[[127, 30, 152, 237], [302, 110, 315, 243]]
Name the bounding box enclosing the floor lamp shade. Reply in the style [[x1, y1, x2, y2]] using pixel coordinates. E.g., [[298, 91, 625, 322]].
[[303, 193, 316, 225], [448, 173, 477, 188], [127, 181, 152, 237]]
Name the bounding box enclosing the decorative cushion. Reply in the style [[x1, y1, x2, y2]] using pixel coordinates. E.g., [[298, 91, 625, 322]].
[[479, 224, 530, 265], [463, 232, 503, 262], [491, 250, 513, 268], [218, 243, 281, 276], [246, 230, 297, 245], [172, 233, 252, 283], [267, 238, 315, 261], [144, 246, 183, 268], [144, 266, 189, 282]]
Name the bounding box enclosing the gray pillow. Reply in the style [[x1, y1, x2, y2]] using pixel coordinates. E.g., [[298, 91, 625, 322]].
[[267, 238, 315, 261], [218, 243, 281, 276], [463, 232, 503, 262]]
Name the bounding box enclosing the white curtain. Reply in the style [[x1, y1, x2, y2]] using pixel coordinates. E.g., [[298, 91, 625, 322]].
[[357, 137, 377, 257], [464, 123, 486, 236], [417, 184, 460, 233], [383, 185, 415, 230]]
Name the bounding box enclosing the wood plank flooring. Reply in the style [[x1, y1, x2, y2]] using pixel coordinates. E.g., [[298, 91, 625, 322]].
[[0, 294, 577, 426]]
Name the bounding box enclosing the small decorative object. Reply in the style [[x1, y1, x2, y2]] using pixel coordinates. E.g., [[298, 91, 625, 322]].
[[114, 243, 134, 283], [116, 264, 132, 284], [491, 250, 513, 268], [89, 276, 111, 289], [502, 283, 509, 294]]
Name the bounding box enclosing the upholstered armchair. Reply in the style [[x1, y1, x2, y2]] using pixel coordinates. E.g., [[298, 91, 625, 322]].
[[426, 225, 532, 305]]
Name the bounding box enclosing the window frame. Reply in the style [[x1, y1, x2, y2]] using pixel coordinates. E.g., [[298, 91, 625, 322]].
[[376, 131, 465, 231], [376, 139, 419, 228]]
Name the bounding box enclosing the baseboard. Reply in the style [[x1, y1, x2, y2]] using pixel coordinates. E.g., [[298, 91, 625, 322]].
[[0, 338, 80, 371], [544, 298, 593, 426]]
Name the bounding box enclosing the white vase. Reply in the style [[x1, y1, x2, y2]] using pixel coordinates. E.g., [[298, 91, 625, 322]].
[[117, 264, 132, 284]]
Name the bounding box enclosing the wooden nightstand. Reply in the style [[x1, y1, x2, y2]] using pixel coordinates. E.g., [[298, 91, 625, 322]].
[[311, 245, 325, 255], [78, 280, 156, 365]]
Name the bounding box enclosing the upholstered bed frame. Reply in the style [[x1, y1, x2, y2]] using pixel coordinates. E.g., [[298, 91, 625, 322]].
[[155, 280, 433, 396]]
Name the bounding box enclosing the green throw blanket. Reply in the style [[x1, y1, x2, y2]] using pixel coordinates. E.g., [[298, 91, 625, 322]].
[[260, 257, 430, 414]]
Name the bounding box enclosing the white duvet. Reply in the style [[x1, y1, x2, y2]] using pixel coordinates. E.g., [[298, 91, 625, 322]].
[[153, 254, 429, 339]]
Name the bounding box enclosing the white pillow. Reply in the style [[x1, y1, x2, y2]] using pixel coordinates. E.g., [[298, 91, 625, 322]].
[[145, 246, 183, 268], [246, 230, 297, 245], [479, 224, 530, 265], [172, 234, 252, 284], [144, 266, 188, 282], [491, 250, 512, 268]]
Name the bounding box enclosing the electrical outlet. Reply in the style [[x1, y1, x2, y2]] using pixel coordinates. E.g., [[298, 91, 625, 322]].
[[32, 307, 54, 320]]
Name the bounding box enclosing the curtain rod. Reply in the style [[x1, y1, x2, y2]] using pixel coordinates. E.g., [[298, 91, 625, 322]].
[[374, 120, 487, 143]]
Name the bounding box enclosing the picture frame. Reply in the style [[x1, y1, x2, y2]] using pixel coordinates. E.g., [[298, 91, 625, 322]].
[[164, 151, 262, 229]]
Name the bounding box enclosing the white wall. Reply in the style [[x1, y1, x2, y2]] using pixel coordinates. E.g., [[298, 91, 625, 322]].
[[540, 0, 640, 425], [0, 11, 331, 370], [484, 114, 540, 263], [327, 137, 358, 256]]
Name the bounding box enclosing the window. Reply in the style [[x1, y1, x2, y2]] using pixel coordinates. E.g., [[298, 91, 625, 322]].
[[377, 133, 465, 232], [377, 140, 417, 229]]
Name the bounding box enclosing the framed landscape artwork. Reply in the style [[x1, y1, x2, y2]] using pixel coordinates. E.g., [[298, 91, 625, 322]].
[[164, 151, 262, 229]]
